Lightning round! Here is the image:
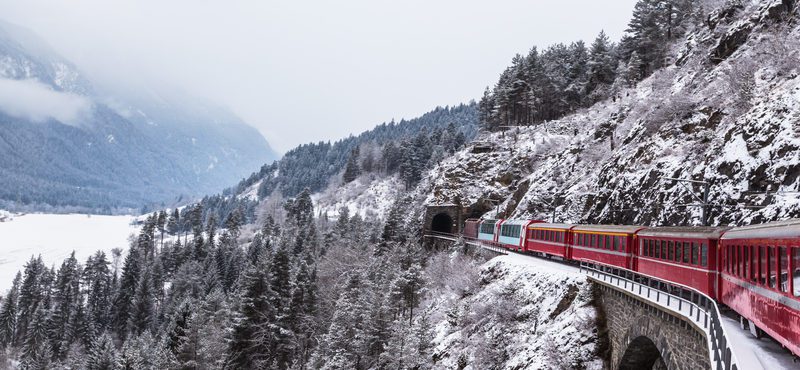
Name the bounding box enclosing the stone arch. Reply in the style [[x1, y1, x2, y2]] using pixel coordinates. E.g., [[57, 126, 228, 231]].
[[430, 213, 454, 234], [617, 314, 676, 370], [618, 336, 668, 370]]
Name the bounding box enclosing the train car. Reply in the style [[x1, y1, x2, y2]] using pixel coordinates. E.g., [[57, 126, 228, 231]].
[[463, 218, 480, 239], [719, 219, 800, 357], [636, 227, 728, 298], [571, 225, 645, 269], [525, 223, 575, 259], [497, 219, 534, 251], [478, 219, 503, 242]]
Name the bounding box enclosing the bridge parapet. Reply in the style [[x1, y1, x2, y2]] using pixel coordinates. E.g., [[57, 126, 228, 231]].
[[581, 262, 739, 370]]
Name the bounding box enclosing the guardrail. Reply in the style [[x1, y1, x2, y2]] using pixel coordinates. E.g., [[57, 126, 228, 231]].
[[424, 232, 509, 254], [579, 261, 739, 370]]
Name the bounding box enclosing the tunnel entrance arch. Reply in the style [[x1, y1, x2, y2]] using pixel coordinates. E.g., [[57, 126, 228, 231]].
[[618, 336, 667, 370], [430, 213, 454, 234]]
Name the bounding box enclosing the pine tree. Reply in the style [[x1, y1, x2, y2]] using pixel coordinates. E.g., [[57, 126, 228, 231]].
[[15, 256, 46, 348], [86, 333, 117, 370], [128, 268, 155, 336], [84, 251, 113, 333], [0, 273, 20, 348], [20, 306, 50, 370], [335, 207, 350, 238], [168, 208, 180, 235], [112, 247, 141, 339], [312, 273, 365, 369], [343, 147, 361, 183], [49, 252, 82, 359], [226, 264, 277, 369], [587, 30, 616, 95]]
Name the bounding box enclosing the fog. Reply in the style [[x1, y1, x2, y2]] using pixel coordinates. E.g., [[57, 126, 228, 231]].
[[0, 78, 91, 125], [0, 0, 637, 152]]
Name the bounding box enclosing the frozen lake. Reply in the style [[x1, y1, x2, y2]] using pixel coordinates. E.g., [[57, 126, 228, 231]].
[[0, 212, 139, 293]]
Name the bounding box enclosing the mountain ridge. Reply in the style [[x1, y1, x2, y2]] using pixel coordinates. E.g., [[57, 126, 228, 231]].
[[0, 20, 278, 213]]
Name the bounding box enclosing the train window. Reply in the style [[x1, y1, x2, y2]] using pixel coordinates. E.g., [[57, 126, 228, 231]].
[[742, 247, 748, 277], [667, 241, 673, 260], [603, 235, 609, 250], [700, 243, 706, 266], [779, 247, 788, 293], [691, 242, 699, 265], [793, 248, 800, 297], [683, 242, 691, 263], [591, 234, 596, 248], [736, 246, 742, 276], [750, 246, 757, 282], [724, 247, 729, 272], [758, 246, 766, 285], [613, 237, 619, 251], [655, 242, 660, 258], [768, 247, 776, 289]]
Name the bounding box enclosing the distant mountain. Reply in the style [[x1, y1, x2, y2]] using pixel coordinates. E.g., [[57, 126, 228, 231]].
[[0, 20, 278, 213]]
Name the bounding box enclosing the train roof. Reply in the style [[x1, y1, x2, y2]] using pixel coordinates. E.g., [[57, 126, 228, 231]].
[[500, 219, 530, 226], [571, 224, 645, 234], [528, 223, 574, 230], [638, 226, 730, 239], [722, 219, 800, 240]]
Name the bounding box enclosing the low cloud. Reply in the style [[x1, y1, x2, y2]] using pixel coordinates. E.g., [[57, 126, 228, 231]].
[[0, 78, 92, 124]]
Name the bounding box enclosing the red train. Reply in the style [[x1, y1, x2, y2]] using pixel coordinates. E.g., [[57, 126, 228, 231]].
[[461, 217, 800, 357]]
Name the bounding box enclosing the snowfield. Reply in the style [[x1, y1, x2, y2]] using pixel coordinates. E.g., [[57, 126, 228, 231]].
[[0, 212, 139, 292]]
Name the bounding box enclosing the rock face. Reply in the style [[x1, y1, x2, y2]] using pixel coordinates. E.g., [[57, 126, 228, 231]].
[[423, 1, 800, 227]]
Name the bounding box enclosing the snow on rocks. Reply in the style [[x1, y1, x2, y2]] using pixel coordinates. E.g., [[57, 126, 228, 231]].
[[426, 253, 601, 370], [421, 2, 800, 227]]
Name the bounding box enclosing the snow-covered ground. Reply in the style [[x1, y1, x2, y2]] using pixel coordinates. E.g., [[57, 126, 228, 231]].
[[426, 251, 602, 369], [313, 174, 401, 221], [0, 212, 139, 293]]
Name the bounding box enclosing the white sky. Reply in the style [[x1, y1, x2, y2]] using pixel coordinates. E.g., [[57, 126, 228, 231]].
[[0, 0, 637, 153]]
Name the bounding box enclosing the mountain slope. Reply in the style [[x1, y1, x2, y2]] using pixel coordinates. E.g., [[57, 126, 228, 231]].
[[423, 0, 800, 226], [0, 20, 278, 212]]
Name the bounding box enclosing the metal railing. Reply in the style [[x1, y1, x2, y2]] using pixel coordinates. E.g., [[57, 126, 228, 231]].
[[579, 261, 739, 370], [424, 232, 509, 254]]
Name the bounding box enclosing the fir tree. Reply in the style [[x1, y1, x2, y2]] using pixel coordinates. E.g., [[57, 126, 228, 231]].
[[226, 264, 277, 369], [342, 147, 361, 183], [0, 273, 20, 348], [86, 333, 117, 370], [112, 247, 141, 339]]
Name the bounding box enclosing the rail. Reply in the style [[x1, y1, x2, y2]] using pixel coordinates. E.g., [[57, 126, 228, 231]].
[[579, 260, 739, 370]]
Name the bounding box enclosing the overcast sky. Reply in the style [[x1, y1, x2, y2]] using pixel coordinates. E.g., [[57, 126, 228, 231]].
[[0, 0, 637, 153]]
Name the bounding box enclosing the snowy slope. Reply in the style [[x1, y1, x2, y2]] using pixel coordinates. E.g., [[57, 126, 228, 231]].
[[425, 252, 601, 369], [313, 174, 403, 221], [421, 1, 800, 227], [0, 212, 139, 292]]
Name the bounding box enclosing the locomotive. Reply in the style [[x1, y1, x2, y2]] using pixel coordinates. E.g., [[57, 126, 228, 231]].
[[462, 218, 800, 357]]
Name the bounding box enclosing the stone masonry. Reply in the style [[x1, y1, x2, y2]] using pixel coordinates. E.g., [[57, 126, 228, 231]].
[[595, 283, 711, 370]]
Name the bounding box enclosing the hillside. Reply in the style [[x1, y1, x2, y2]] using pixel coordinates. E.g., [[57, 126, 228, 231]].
[[0, 20, 277, 213], [424, 0, 800, 227]]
